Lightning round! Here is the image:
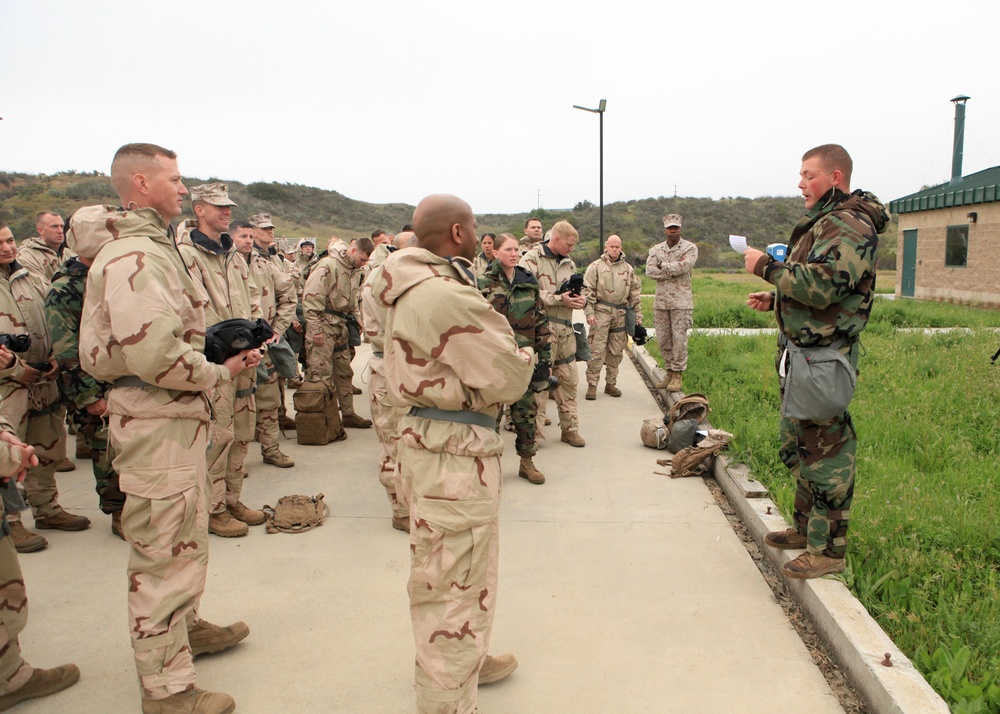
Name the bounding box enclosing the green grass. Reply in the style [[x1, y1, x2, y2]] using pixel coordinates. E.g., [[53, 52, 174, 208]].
[[642, 295, 1000, 712]]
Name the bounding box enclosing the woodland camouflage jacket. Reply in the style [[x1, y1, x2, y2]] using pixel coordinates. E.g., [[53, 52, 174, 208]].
[[751, 187, 889, 349], [518, 242, 577, 328], [478, 262, 550, 362], [46, 257, 106, 409]]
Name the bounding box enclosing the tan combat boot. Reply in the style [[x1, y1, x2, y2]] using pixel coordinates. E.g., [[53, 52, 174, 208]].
[[208, 511, 249, 538], [518, 456, 545, 484], [585, 385, 597, 400], [392, 515, 410, 533], [479, 653, 518, 685], [262, 449, 295, 468], [604, 384, 621, 397], [141, 687, 235, 714], [667, 370, 683, 392], [654, 374, 671, 389], [75, 432, 92, 460], [560, 430, 586, 447], [10, 520, 47, 553], [0, 663, 79, 710], [783, 552, 846, 579], [188, 619, 250, 658], [342, 413, 373, 428], [764, 528, 807, 550], [34, 510, 91, 531], [352, 384, 363, 395], [111, 511, 125, 541], [227, 501, 265, 526], [54, 458, 76, 472]]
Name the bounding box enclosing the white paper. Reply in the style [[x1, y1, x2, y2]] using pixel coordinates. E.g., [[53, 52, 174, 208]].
[[729, 234, 748, 254]]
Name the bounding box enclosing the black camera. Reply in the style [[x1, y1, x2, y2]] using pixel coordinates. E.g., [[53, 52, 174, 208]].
[[554, 273, 585, 297], [204, 318, 275, 364], [0, 334, 31, 353]]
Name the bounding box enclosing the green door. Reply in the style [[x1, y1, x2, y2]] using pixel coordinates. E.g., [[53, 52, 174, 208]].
[[902, 229, 917, 298]]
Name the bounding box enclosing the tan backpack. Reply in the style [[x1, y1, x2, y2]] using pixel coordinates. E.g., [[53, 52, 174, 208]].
[[263, 493, 329, 533], [669, 429, 732, 478], [293, 378, 345, 445]]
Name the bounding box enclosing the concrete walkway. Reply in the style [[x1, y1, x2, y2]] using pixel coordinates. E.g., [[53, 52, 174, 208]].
[[16, 343, 844, 713]]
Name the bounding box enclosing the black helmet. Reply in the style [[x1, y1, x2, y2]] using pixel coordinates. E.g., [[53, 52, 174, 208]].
[[633, 323, 648, 346]]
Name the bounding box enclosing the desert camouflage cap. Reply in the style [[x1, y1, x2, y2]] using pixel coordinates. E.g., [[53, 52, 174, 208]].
[[298, 238, 315, 248], [663, 213, 683, 228], [189, 182, 238, 207], [249, 212, 275, 229]]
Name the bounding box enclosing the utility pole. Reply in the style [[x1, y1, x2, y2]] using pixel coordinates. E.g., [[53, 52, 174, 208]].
[[573, 99, 607, 253]]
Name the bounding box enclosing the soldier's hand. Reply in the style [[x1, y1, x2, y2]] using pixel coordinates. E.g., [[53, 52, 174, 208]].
[[17, 364, 41, 385], [586, 315, 596, 327], [0, 432, 36, 483], [0, 346, 13, 370], [561, 293, 585, 309], [744, 247, 766, 273], [291, 320, 303, 333], [85, 399, 108, 416], [42, 359, 59, 380], [746, 291, 773, 312], [224, 349, 258, 379]]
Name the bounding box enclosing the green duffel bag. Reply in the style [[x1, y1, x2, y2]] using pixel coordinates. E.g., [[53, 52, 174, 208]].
[[267, 337, 299, 380]]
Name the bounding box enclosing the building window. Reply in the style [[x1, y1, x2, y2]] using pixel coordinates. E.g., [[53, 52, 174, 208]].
[[945, 225, 968, 267]]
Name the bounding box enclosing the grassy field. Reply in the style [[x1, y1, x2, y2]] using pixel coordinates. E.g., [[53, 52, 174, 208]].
[[641, 274, 1000, 712]]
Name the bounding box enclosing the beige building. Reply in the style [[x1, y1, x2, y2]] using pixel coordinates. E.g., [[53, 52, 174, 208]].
[[890, 165, 1000, 306]]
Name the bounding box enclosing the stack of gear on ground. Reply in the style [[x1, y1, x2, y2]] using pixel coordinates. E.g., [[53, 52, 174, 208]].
[[263, 494, 329, 533], [293, 378, 345, 445]]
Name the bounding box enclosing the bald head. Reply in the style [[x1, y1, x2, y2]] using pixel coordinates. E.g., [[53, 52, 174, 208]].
[[393, 231, 419, 250], [605, 234, 622, 260], [411, 194, 478, 260]]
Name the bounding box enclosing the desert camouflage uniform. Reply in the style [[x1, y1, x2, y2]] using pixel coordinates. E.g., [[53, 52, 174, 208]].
[[519, 243, 579, 434], [45, 257, 124, 514], [80, 206, 233, 700], [751, 187, 888, 559], [360, 264, 408, 522], [379, 248, 532, 714], [366, 243, 393, 273], [302, 245, 363, 417], [646, 237, 697, 372], [248, 244, 295, 458], [0, 261, 66, 523], [14, 236, 67, 284], [517, 235, 541, 256], [177, 221, 261, 514], [479, 262, 550, 457], [583, 252, 641, 390], [471, 252, 493, 281], [0, 416, 42, 695]]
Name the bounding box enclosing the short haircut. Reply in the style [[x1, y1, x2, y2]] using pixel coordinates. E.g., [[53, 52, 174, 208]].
[[481, 232, 496, 242], [36, 210, 62, 224], [525, 218, 542, 229], [355, 236, 375, 255], [493, 233, 518, 250], [802, 144, 853, 186], [371, 229, 386, 240], [400, 224, 413, 233], [229, 220, 253, 232], [111, 142, 177, 197], [0, 222, 7, 232], [550, 220, 578, 240]]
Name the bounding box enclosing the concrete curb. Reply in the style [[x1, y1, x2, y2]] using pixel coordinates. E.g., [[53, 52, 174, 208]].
[[628, 341, 949, 714]]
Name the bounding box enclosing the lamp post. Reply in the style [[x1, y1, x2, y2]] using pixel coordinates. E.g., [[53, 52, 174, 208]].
[[573, 99, 606, 253]]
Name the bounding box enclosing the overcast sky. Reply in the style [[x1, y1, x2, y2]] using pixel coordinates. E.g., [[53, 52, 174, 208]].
[[2, 0, 997, 217]]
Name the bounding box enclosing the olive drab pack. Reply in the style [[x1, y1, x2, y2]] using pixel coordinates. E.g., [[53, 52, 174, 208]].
[[641, 393, 710, 450], [263, 493, 329, 533], [669, 429, 732, 478], [293, 378, 345, 445]]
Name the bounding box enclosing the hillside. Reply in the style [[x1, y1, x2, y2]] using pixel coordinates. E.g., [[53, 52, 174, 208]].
[[0, 171, 897, 268]]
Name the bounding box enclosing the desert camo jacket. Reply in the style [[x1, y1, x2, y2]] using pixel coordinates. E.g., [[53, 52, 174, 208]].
[[302, 245, 360, 339], [16, 236, 71, 284], [751, 187, 889, 348], [46, 257, 106, 410], [0, 261, 59, 409], [478, 262, 551, 363], [176, 221, 261, 326], [583, 252, 642, 320], [249, 244, 295, 337], [518, 242, 577, 326], [646, 238, 697, 310], [80, 207, 231, 421], [376, 249, 533, 455], [361, 263, 390, 355]]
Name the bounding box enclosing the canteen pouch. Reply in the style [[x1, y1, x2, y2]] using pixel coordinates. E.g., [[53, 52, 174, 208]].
[[573, 322, 591, 362]]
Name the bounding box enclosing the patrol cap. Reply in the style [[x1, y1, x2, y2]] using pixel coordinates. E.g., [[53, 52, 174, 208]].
[[189, 182, 238, 207], [249, 212, 275, 229], [67, 204, 122, 260], [663, 213, 682, 228], [298, 238, 315, 249]]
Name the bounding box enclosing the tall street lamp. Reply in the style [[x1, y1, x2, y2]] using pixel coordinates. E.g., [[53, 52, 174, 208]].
[[573, 99, 607, 253]]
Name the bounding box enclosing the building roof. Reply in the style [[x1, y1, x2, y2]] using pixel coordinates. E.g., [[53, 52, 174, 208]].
[[890, 165, 1000, 215]]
